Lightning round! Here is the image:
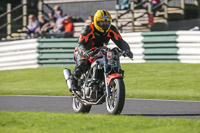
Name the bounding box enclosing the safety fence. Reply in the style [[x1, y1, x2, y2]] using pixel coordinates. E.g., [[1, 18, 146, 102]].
[[38, 38, 77, 67], [110, 31, 200, 63], [176, 31, 200, 63], [0, 39, 39, 71], [0, 31, 200, 71]]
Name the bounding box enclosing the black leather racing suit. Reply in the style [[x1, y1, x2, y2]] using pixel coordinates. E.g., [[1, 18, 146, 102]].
[[72, 22, 133, 80]]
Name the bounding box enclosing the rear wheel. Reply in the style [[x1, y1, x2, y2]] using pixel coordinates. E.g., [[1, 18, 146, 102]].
[[72, 92, 92, 113], [106, 78, 125, 115]]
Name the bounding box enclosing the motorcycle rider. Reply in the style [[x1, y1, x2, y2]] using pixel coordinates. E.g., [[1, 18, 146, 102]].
[[71, 9, 133, 91]]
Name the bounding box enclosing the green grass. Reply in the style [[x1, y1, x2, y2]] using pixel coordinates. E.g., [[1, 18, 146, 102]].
[[0, 111, 200, 133], [0, 63, 200, 100]]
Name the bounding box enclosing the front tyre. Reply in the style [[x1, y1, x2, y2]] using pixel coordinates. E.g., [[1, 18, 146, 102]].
[[106, 78, 125, 115], [72, 93, 92, 113]]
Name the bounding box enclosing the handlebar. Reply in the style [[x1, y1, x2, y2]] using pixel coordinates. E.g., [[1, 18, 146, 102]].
[[91, 47, 133, 60]]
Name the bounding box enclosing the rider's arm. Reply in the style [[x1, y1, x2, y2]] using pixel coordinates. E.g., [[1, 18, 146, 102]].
[[109, 25, 130, 51], [109, 25, 133, 58], [114, 38, 131, 51], [77, 25, 93, 57]]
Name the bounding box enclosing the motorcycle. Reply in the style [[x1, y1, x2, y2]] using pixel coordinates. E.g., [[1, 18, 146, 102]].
[[63, 45, 132, 115]]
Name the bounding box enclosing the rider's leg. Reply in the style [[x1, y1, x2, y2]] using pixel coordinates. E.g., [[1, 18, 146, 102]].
[[71, 59, 90, 91], [72, 59, 90, 78]]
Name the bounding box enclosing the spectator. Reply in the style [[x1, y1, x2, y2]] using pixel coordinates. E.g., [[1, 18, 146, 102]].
[[40, 12, 56, 34], [61, 16, 74, 38], [151, 0, 161, 16], [86, 15, 94, 23], [116, 0, 131, 10], [50, 9, 64, 34], [36, 15, 48, 36], [152, 0, 161, 7], [53, 5, 61, 19], [38, 15, 48, 28], [26, 14, 39, 38], [143, 0, 161, 16], [143, 0, 161, 26], [88, 15, 93, 22]]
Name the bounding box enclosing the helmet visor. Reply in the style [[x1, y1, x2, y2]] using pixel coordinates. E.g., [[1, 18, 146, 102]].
[[97, 21, 111, 30]]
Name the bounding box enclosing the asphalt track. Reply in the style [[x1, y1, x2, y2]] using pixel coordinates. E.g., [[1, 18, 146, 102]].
[[0, 95, 200, 119]]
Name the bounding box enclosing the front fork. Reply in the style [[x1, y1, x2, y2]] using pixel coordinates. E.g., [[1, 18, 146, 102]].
[[103, 55, 122, 98], [103, 54, 123, 98], [103, 54, 110, 98]]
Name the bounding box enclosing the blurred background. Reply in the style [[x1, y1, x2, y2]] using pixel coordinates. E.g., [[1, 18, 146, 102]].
[[1, 0, 200, 70], [0, 0, 200, 41]]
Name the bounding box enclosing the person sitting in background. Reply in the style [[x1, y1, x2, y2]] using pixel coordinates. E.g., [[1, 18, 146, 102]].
[[116, 0, 131, 10], [40, 12, 56, 34], [36, 15, 48, 36], [49, 9, 65, 37], [38, 15, 48, 28], [88, 15, 93, 22], [151, 0, 161, 7], [86, 15, 94, 23], [55, 9, 65, 32], [143, 0, 161, 16], [143, 0, 161, 26], [151, 0, 161, 16], [61, 16, 74, 38], [26, 14, 39, 38], [53, 5, 61, 19]]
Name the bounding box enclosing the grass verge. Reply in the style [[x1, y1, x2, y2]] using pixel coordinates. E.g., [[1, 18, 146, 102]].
[[0, 63, 200, 100], [0, 111, 200, 133]]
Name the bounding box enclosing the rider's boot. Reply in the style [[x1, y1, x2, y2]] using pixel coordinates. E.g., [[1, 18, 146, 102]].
[[70, 76, 79, 92], [71, 67, 82, 92]]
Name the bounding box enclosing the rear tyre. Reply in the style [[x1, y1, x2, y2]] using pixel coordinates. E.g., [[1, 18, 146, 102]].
[[106, 78, 125, 115], [72, 93, 92, 113]]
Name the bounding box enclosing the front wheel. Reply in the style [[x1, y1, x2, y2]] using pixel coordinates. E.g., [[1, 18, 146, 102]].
[[72, 93, 92, 113], [106, 78, 125, 115]]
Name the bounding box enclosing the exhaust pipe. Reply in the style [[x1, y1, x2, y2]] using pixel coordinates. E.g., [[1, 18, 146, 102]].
[[63, 68, 72, 90]]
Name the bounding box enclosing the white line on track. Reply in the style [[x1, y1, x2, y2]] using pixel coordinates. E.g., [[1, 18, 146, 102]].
[[1, 95, 200, 103]]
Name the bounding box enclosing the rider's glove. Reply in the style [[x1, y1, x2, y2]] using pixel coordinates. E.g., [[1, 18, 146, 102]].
[[125, 50, 133, 59], [83, 50, 94, 59]]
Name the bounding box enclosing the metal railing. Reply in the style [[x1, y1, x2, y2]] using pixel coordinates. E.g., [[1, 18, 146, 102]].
[[113, 0, 166, 32], [0, 1, 27, 39], [0, 0, 43, 40], [114, 0, 199, 32], [0, 3, 26, 30]]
